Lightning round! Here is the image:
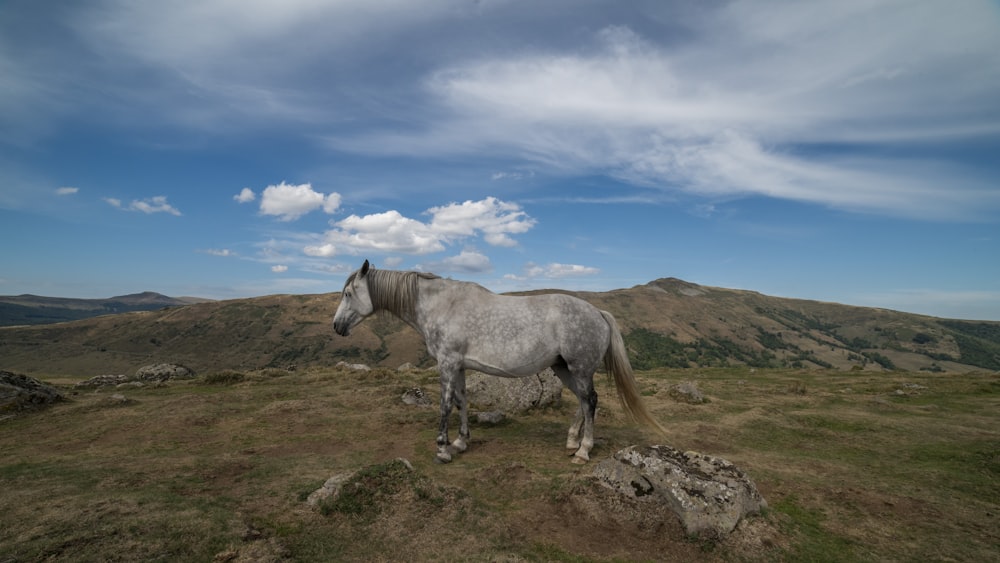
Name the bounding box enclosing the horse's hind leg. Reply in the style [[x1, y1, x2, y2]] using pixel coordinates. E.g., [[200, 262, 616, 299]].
[[451, 369, 470, 454], [553, 363, 597, 464], [566, 405, 584, 450]]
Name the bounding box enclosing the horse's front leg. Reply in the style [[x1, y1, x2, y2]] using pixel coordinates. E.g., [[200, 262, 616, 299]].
[[435, 364, 469, 463]]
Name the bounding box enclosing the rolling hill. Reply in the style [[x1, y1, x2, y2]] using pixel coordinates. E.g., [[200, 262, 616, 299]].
[[1, 279, 998, 377], [0, 292, 207, 326]]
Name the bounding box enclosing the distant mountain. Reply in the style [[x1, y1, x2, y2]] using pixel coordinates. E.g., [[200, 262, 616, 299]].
[[1, 280, 998, 377], [0, 292, 208, 327]]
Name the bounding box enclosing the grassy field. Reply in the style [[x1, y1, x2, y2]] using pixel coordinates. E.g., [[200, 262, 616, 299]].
[[1, 367, 997, 561]]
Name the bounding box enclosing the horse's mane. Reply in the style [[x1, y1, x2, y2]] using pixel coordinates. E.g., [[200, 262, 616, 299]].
[[346, 267, 439, 319]]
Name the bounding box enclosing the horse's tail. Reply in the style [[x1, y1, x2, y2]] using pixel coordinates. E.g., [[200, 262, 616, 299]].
[[600, 310, 668, 437]]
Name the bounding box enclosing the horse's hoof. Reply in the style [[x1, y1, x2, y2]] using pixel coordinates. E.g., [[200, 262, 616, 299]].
[[435, 450, 453, 464], [570, 455, 588, 465]]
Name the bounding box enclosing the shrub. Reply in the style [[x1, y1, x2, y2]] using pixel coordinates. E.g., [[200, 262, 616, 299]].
[[203, 370, 246, 385]]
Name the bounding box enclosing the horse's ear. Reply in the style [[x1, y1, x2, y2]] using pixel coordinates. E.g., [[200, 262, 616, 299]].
[[360, 259, 370, 278]]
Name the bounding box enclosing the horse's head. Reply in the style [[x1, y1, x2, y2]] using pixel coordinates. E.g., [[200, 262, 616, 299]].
[[333, 259, 374, 336]]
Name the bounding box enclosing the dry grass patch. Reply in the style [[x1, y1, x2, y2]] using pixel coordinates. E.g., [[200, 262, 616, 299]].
[[1, 367, 997, 561]]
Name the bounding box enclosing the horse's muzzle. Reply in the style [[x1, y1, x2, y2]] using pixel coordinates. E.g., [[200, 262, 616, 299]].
[[333, 320, 349, 336], [333, 314, 355, 336]]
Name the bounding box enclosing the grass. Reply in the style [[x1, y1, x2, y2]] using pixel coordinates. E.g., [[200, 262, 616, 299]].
[[1, 367, 998, 561]]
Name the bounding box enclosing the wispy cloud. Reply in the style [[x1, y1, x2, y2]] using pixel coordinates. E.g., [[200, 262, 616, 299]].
[[329, 4, 1000, 220], [506, 261, 601, 281], [417, 249, 493, 274], [851, 288, 1000, 321], [105, 195, 181, 216], [55, 186, 78, 196]]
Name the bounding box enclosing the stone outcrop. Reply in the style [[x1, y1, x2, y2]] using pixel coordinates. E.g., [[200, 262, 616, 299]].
[[591, 445, 766, 538], [466, 368, 562, 413], [307, 458, 415, 508], [669, 381, 706, 404], [0, 371, 63, 414], [75, 374, 134, 388], [136, 363, 195, 381], [336, 361, 371, 372]]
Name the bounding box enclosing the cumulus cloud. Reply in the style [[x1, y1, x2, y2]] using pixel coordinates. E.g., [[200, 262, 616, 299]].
[[233, 187, 255, 203], [259, 182, 341, 221], [427, 197, 535, 247], [105, 195, 181, 216], [312, 197, 533, 257]]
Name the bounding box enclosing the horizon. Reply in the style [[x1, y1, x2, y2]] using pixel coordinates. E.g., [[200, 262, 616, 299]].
[[5, 273, 1000, 323], [2, 1, 999, 321]]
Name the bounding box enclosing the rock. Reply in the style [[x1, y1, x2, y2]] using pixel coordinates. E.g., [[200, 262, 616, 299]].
[[0, 371, 64, 414], [476, 410, 505, 424], [401, 387, 432, 407], [466, 368, 562, 413], [397, 362, 415, 372], [336, 361, 371, 372], [307, 473, 356, 507], [591, 445, 766, 538], [307, 458, 414, 507], [75, 374, 134, 388], [669, 381, 706, 404], [136, 363, 195, 381]]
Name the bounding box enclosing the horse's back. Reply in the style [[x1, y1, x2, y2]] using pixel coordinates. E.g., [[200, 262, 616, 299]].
[[425, 284, 609, 376]]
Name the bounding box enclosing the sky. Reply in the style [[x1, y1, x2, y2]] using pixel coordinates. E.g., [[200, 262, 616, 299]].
[[1, 0, 999, 321]]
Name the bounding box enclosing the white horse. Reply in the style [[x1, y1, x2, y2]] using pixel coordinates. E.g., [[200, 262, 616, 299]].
[[333, 260, 665, 464]]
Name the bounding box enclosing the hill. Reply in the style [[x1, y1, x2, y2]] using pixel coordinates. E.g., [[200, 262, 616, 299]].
[[0, 292, 206, 326], [1, 279, 998, 377]]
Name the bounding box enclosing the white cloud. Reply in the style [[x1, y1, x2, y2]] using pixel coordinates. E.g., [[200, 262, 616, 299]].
[[202, 248, 234, 257], [382, 256, 404, 268], [331, 6, 1000, 220], [55, 187, 78, 196], [427, 197, 535, 244], [303, 243, 337, 257], [271, 265, 288, 273], [234, 187, 255, 203], [312, 197, 533, 257], [259, 182, 341, 221], [105, 195, 181, 216], [418, 250, 492, 274], [508, 262, 601, 281], [330, 210, 444, 254]]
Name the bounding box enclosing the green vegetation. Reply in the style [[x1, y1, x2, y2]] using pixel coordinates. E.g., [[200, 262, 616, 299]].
[[939, 320, 1000, 370]]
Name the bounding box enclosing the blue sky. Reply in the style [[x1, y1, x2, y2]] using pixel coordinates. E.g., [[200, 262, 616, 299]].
[[2, 0, 999, 320]]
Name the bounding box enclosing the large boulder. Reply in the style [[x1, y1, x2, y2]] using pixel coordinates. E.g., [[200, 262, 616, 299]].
[[466, 368, 562, 413], [135, 363, 195, 381], [0, 371, 63, 414], [591, 445, 767, 538]]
